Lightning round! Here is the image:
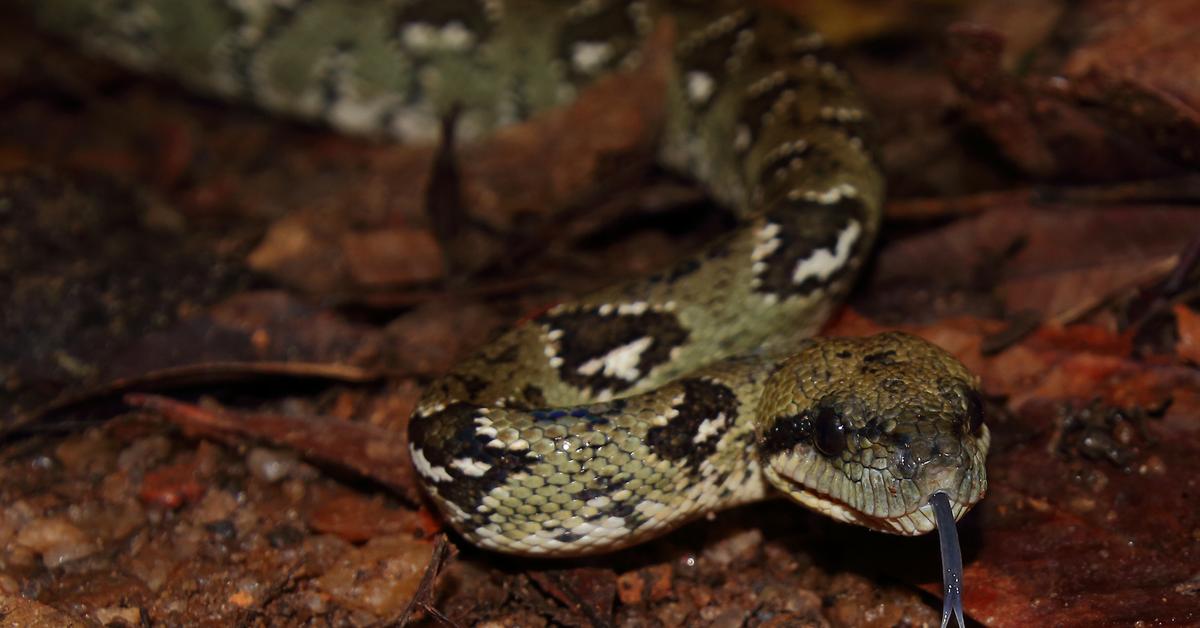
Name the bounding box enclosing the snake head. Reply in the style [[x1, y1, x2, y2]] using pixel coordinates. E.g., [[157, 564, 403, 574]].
[[756, 332, 990, 535]]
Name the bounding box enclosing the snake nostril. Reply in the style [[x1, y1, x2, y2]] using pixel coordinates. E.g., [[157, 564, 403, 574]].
[[893, 446, 918, 478]]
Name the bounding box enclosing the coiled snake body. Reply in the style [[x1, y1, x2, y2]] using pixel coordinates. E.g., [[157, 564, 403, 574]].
[[28, 0, 989, 617]]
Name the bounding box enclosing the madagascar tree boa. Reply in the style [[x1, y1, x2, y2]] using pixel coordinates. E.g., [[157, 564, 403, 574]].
[[27, 1, 990, 624]]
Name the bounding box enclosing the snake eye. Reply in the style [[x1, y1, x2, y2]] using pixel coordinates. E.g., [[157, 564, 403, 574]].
[[965, 390, 985, 435], [813, 405, 847, 456]]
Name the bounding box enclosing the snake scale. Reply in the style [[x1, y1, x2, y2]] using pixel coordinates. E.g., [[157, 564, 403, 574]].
[[26, 0, 990, 623]]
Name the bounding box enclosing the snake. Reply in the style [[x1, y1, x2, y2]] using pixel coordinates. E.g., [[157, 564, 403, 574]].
[[25, 0, 991, 624]]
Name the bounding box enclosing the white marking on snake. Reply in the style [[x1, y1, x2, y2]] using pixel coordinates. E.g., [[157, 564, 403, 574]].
[[586, 495, 611, 509], [694, 412, 728, 444], [328, 97, 393, 135], [601, 516, 628, 529], [443, 498, 472, 523], [635, 499, 669, 520], [401, 21, 475, 52], [749, 69, 787, 96], [450, 457, 492, 477], [572, 41, 614, 74], [821, 106, 864, 122], [569, 521, 597, 538], [686, 71, 715, 104], [617, 301, 649, 315], [577, 336, 654, 381], [792, 220, 861, 285], [789, 182, 857, 204], [751, 222, 781, 261], [411, 446, 453, 483]]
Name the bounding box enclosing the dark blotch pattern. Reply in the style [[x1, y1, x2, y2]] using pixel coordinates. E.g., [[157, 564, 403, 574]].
[[646, 258, 701, 284], [755, 197, 865, 297], [755, 141, 812, 190], [409, 403, 533, 528], [521, 384, 547, 408], [736, 62, 856, 150], [540, 307, 689, 395], [759, 412, 811, 457], [556, 0, 641, 82], [675, 10, 757, 111], [453, 373, 491, 400], [863, 349, 898, 363], [646, 379, 739, 473]]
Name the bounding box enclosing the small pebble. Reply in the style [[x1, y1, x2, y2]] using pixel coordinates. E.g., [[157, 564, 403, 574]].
[[95, 606, 142, 625], [117, 435, 172, 472], [247, 448, 298, 483], [15, 517, 96, 568], [192, 489, 238, 524], [267, 523, 306, 549], [702, 528, 763, 566]]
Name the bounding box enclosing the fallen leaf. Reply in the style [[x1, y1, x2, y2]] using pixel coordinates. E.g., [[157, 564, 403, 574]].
[[341, 227, 445, 286], [1064, 0, 1200, 166], [861, 202, 1200, 325], [1174, 303, 1200, 363]]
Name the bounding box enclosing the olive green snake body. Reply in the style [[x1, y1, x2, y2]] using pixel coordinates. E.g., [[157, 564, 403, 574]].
[[24, 1, 989, 624]]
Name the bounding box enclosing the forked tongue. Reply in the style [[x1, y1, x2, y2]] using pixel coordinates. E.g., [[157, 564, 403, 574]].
[[929, 491, 965, 628]]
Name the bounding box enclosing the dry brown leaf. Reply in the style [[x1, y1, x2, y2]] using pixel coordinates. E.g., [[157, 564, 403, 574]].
[[1174, 303, 1200, 363], [1064, 0, 1200, 168], [864, 202, 1200, 325]]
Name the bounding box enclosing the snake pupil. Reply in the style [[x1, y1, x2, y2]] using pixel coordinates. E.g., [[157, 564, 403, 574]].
[[813, 405, 847, 456], [965, 390, 985, 435]]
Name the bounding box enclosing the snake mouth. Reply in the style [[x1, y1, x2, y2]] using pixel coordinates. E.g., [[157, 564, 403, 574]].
[[766, 464, 974, 536], [764, 454, 981, 536]]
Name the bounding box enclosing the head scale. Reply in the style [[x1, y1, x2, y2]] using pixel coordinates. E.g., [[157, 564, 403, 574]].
[[757, 332, 989, 534]]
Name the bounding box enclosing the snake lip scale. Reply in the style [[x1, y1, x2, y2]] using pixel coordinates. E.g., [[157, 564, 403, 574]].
[[24, 0, 992, 624]]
